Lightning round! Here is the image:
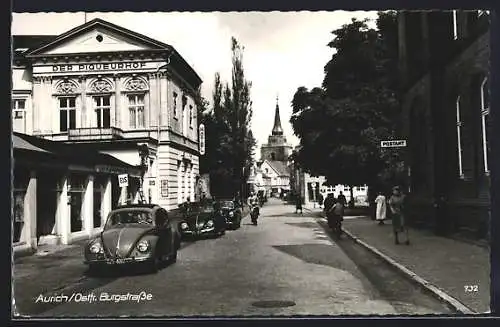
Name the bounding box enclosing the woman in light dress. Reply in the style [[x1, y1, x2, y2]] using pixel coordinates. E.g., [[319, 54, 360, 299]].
[[375, 191, 387, 225]]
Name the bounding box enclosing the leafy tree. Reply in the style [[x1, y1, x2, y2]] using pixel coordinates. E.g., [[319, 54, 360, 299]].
[[198, 38, 256, 197], [290, 12, 405, 207]]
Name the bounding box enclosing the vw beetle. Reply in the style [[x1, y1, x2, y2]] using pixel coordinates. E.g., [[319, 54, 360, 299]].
[[178, 200, 226, 239], [84, 204, 181, 273], [217, 198, 242, 230]]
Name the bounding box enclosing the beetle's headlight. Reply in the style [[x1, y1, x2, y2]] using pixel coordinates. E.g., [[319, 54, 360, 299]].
[[137, 240, 150, 253], [229, 211, 234, 217], [181, 222, 188, 230], [90, 242, 102, 254], [206, 220, 214, 227]]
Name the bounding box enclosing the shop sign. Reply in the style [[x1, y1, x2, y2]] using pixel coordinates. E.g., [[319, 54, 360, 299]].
[[33, 61, 162, 74], [380, 140, 407, 148], [118, 174, 129, 187], [199, 124, 205, 156], [160, 180, 169, 198]]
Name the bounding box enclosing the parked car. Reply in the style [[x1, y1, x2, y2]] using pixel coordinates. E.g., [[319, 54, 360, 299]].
[[217, 199, 242, 230], [178, 200, 226, 239], [84, 204, 181, 274]]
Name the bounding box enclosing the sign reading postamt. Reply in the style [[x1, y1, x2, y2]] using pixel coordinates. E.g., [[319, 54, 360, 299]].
[[380, 140, 407, 148]]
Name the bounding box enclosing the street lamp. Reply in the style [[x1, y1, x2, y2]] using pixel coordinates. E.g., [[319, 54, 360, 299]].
[[138, 144, 150, 204]]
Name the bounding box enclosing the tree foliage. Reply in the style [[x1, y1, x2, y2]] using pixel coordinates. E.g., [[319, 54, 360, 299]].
[[290, 12, 405, 195], [198, 37, 256, 197]]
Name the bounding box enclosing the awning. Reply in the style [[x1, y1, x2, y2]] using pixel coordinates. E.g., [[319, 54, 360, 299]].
[[13, 134, 51, 153]]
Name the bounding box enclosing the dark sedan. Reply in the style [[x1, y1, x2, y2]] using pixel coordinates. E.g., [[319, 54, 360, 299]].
[[84, 204, 181, 273], [218, 199, 242, 230], [179, 201, 226, 239]]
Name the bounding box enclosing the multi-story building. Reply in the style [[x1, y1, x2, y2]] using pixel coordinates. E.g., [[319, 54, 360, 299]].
[[12, 18, 203, 252], [398, 10, 490, 238]]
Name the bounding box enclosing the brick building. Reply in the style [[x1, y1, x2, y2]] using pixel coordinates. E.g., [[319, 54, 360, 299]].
[[398, 10, 490, 238]]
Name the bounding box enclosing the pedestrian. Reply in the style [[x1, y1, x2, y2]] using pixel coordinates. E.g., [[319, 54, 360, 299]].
[[295, 193, 303, 214], [317, 193, 324, 209], [375, 191, 387, 225], [388, 186, 410, 245], [323, 193, 335, 216], [337, 191, 347, 206]]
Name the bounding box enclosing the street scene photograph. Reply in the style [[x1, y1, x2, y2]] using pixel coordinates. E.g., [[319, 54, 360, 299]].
[[11, 9, 491, 318]]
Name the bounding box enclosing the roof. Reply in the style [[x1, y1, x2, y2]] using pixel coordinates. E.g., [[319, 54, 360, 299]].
[[13, 35, 58, 51], [13, 132, 140, 173], [264, 160, 290, 177], [17, 18, 202, 88]]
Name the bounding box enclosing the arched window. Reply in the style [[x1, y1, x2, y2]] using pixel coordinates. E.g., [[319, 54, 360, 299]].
[[480, 77, 490, 174], [456, 96, 465, 178]]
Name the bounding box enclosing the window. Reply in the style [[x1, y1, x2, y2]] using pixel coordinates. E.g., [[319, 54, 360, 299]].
[[12, 99, 26, 119], [93, 96, 110, 128], [456, 96, 465, 178], [173, 92, 178, 118], [452, 10, 458, 40], [128, 94, 145, 129], [59, 97, 77, 132], [480, 77, 490, 173], [189, 105, 193, 128]]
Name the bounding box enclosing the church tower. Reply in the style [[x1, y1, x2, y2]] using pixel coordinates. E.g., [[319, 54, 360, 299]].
[[260, 96, 293, 162]]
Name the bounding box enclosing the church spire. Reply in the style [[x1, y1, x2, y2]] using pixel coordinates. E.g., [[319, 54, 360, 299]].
[[272, 95, 283, 136]]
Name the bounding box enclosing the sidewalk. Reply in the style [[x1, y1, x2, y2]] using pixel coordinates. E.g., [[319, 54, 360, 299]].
[[304, 205, 490, 314]]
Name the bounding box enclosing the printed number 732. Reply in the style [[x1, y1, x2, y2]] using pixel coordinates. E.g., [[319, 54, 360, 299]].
[[464, 285, 479, 292]]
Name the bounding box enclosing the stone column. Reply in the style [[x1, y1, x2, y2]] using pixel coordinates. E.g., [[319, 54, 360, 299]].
[[114, 74, 121, 128], [32, 77, 42, 133], [84, 175, 94, 237], [103, 177, 112, 226], [41, 76, 53, 134], [57, 176, 70, 245], [148, 73, 158, 127], [80, 76, 87, 128], [24, 171, 37, 251]]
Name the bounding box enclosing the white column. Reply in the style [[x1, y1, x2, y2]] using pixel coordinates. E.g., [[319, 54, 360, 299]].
[[190, 164, 195, 201], [57, 176, 70, 245], [84, 175, 94, 237], [24, 171, 37, 251], [103, 177, 112, 226], [177, 161, 182, 204], [32, 78, 42, 133]]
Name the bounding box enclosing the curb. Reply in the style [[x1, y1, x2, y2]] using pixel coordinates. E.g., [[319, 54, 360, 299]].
[[312, 214, 477, 315]]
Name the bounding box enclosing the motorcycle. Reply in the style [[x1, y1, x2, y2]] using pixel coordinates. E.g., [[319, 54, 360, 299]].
[[328, 214, 342, 239], [250, 205, 259, 225]]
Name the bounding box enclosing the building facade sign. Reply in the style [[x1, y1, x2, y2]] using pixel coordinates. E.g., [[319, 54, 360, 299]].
[[33, 61, 163, 74]]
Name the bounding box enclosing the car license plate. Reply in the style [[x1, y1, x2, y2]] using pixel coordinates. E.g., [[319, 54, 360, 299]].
[[106, 258, 127, 264]]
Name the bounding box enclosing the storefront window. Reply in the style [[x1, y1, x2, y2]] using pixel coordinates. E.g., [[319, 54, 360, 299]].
[[69, 174, 86, 233], [13, 191, 25, 243]]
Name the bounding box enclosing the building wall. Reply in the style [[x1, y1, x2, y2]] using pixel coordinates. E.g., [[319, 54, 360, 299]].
[[12, 22, 203, 252], [399, 10, 490, 237]]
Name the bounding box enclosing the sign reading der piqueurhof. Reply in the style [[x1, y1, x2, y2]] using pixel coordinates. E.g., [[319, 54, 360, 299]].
[[380, 140, 407, 148], [33, 61, 162, 74]]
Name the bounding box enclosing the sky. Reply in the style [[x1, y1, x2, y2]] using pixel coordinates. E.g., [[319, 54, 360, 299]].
[[11, 11, 379, 156]]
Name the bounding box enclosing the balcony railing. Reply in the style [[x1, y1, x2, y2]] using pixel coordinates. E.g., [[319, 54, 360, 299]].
[[68, 127, 124, 140]]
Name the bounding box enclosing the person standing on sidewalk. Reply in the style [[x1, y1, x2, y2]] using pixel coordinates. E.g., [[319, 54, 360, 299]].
[[375, 191, 387, 225], [295, 192, 303, 214], [388, 186, 410, 245]]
